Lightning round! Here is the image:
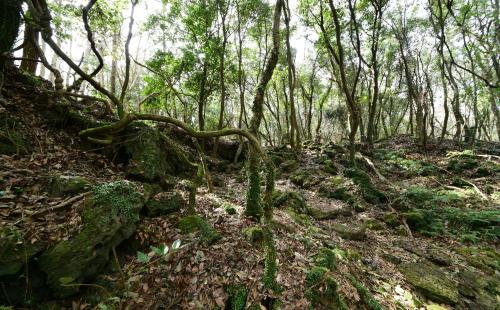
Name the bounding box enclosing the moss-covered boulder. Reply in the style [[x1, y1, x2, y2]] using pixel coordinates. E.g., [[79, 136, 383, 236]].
[[321, 159, 338, 174], [330, 223, 366, 241], [115, 124, 196, 183], [344, 168, 386, 204], [458, 269, 499, 309], [39, 181, 144, 297], [178, 215, 220, 245], [144, 190, 184, 217], [0, 115, 32, 155], [399, 262, 459, 305], [242, 226, 264, 245], [46, 175, 92, 197], [273, 190, 309, 214], [0, 227, 42, 277]]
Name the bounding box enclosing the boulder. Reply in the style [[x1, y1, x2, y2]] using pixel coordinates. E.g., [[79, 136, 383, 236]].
[[399, 262, 459, 305], [0, 227, 42, 277], [178, 215, 220, 245], [39, 181, 144, 297]]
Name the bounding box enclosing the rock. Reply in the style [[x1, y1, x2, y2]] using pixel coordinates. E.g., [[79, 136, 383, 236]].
[[321, 159, 338, 174], [0, 227, 42, 277], [399, 262, 459, 305], [280, 159, 298, 173], [330, 223, 366, 241], [344, 168, 387, 204], [46, 174, 92, 197], [458, 269, 498, 309], [144, 190, 184, 217], [242, 226, 264, 245], [273, 190, 309, 214], [115, 124, 196, 183], [39, 181, 144, 297], [178, 215, 220, 245], [426, 247, 452, 266]]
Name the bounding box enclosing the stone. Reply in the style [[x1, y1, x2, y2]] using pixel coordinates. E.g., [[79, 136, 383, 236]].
[[144, 190, 184, 217], [0, 227, 42, 277], [242, 226, 264, 245], [426, 247, 452, 266], [39, 181, 144, 298], [330, 223, 366, 241], [399, 262, 459, 305], [46, 175, 92, 197]]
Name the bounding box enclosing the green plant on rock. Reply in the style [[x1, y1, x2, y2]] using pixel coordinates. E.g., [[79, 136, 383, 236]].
[[83, 181, 143, 226]]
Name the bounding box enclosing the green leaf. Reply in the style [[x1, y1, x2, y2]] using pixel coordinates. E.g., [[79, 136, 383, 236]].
[[172, 239, 181, 250], [59, 276, 75, 285], [137, 251, 151, 263]]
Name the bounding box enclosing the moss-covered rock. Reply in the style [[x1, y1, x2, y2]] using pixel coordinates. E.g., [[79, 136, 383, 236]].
[[399, 262, 459, 305], [0, 227, 42, 277], [116, 124, 196, 183], [39, 181, 144, 298], [321, 159, 338, 174], [456, 247, 499, 274], [273, 190, 309, 214], [457, 269, 499, 309], [279, 159, 298, 173], [46, 175, 92, 197], [349, 276, 383, 310], [144, 190, 184, 217], [242, 226, 264, 244], [330, 223, 366, 241], [344, 168, 386, 204], [225, 284, 248, 310], [382, 212, 400, 228], [364, 218, 386, 231], [178, 215, 220, 245]]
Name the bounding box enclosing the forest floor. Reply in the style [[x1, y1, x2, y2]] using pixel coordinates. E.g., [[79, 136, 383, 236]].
[[1, 69, 499, 309]]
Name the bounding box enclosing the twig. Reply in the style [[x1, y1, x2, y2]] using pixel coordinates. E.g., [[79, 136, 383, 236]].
[[29, 191, 90, 218]]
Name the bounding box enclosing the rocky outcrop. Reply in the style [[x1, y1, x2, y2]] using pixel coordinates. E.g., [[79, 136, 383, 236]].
[[39, 181, 144, 297]]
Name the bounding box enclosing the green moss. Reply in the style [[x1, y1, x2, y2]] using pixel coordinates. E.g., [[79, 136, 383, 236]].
[[224, 203, 237, 215], [273, 190, 309, 214], [349, 276, 383, 310], [399, 262, 459, 305], [322, 159, 338, 174], [262, 227, 280, 291], [40, 181, 144, 297], [0, 115, 32, 155], [82, 181, 144, 225], [314, 248, 337, 271], [382, 212, 400, 228], [225, 284, 248, 310], [364, 218, 385, 231], [344, 168, 386, 204], [46, 175, 91, 197], [245, 154, 263, 220], [243, 226, 264, 244], [305, 266, 348, 310], [456, 247, 499, 273], [144, 191, 183, 217], [178, 215, 220, 245]]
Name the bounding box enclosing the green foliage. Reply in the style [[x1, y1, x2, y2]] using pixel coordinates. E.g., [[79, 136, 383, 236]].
[[262, 227, 279, 291], [404, 206, 499, 242], [349, 276, 383, 310], [225, 284, 248, 310], [314, 248, 337, 271], [84, 181, 143, 225], [178, 215, 220, 245]]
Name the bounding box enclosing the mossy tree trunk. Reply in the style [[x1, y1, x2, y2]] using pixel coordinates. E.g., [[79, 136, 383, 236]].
[[0, 0, 22, 71], [245, 0, 282, 220]]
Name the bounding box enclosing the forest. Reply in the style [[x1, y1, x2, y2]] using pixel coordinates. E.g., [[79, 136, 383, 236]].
[[0, 0, 499, 309]]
